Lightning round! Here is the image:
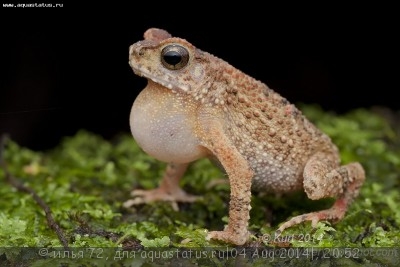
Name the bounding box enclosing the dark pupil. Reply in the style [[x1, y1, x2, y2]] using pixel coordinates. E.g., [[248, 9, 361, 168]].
[[163, 51, 182, 66]]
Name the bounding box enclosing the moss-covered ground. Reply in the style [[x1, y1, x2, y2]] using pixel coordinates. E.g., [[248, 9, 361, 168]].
[[1, 106, 399, 266]]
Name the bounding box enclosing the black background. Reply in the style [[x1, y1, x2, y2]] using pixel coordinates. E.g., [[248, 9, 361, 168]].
[[1, 4, 397, 150]]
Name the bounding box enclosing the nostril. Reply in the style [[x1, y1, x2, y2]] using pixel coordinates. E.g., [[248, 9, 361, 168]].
[[129, 45, 136, 56], [129, 44, 145, 57]]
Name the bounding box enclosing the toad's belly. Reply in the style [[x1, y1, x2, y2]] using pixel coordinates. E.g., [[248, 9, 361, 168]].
[[130, 83, 208, 163], [250, 161, 304, 193], [239, 143, 304, 193]]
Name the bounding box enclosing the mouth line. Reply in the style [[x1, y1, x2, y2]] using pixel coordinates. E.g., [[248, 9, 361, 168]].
[[130, 64, 191, 92], [133, 67, 175, 90]]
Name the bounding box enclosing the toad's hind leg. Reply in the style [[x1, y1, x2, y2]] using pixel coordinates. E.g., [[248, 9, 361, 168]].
[[277, 152, 365, 233]]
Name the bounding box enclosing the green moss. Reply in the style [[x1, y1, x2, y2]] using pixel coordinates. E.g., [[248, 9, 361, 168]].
[[1, 107, 399, 265]]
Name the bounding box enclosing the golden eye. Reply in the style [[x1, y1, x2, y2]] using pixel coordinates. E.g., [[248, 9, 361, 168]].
[[161, 44, 189, 70]]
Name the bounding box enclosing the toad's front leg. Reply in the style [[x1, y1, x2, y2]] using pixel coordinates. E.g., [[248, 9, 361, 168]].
[[123, 163, 199, 211], [202, 121, 254, 245]]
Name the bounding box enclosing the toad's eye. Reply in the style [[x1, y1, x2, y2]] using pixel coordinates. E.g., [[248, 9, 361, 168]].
[[161, 44, 189, 70]]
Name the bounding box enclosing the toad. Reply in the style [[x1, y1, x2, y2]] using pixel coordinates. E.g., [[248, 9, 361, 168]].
[[125, 28, 365, 245]]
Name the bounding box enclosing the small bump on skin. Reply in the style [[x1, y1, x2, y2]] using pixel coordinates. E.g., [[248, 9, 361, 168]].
[[268, 129, 276, 137], [127, 28, 366, 245], [253, 110, 261, 117], [238, 95, 246, 103], [287, 139, 294, 147]]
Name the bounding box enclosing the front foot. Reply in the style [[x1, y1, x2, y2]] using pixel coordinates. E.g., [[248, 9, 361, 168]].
[[207, 228, 251, 245], [123, 187, 200, 211]]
